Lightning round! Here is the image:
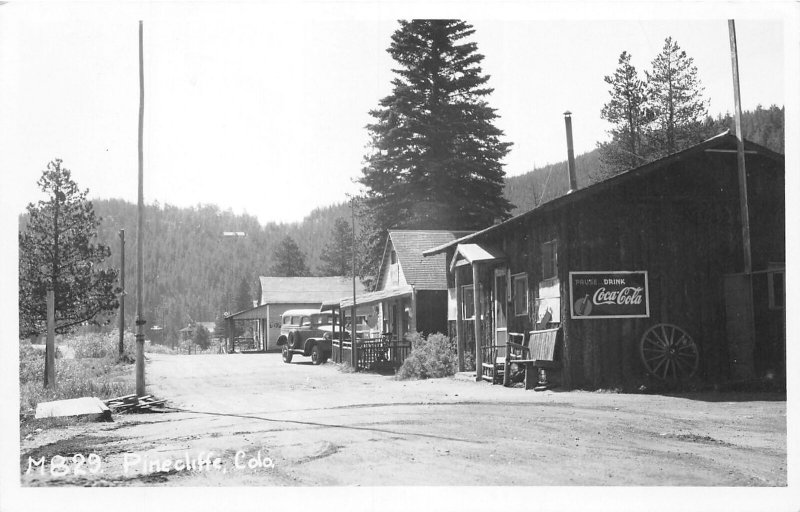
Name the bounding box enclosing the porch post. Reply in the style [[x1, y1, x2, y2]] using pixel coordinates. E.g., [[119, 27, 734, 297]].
[[473, 263, 482, 382], [455, 266, 464, 372], [227, 316, 234, 353], [350, 305, 357, 369]]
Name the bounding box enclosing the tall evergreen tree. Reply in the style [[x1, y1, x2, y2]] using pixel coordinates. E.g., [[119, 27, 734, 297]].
[[360, 19, 513, 237], [645, 37, 708, 157], [234, 277, 253, 312], [193, 324, 211, 351], [18, 159, 119, 338], [317, 217, 354, 276], [269, 235, 310, 277], [597, 51, 650, 177]]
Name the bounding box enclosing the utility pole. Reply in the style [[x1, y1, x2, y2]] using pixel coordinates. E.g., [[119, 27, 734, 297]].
[[44, 289, 56, 388], [350, 198, 357, 369], [118, 229, 125, 356], [135, 20, 146, 397], [728, 19, 752, 274]]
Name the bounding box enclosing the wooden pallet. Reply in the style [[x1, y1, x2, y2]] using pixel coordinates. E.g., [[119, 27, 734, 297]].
[[104, 394, 167, 413]]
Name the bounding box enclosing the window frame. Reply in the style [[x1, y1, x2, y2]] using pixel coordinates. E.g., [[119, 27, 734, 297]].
[[512, 272, 529, 317], [461, 285, 475, 320], [541, 239, 559, 281], [768, 269, 785, 310]]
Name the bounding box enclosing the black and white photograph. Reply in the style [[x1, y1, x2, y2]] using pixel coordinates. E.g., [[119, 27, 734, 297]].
[[0, 1, 796, 510]]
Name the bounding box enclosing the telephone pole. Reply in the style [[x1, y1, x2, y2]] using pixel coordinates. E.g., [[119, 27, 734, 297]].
[[728, 19, 752, 274], [118, 229, 125, 356], [135, 20, 146, 396]]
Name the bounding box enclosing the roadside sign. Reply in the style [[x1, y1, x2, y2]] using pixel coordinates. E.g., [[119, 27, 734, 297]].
[[569, 271, 650, 319]]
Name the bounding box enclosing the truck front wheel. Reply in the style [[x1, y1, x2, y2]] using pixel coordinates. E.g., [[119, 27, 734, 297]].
[[282, 345, 293, 363], [310, 344, 323, 365]]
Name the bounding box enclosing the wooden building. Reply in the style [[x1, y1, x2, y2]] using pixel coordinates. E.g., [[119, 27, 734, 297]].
[[340, 230, 470, 339], [226, 276, 366, 352], [178, 321, 216, 341], [424, 133, 784, 389]]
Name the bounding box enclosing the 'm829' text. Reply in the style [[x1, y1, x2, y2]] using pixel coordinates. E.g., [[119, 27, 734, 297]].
[[26, 454, 102, 476]]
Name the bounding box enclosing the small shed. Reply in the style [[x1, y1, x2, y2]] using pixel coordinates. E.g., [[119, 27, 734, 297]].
[[225, 276, 367, 352], [424, 133, 784, 389], [340, 230, 470, 340], [178, 322, 216, 341]]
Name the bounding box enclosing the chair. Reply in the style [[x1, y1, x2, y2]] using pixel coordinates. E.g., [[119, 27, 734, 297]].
[[505, 328, 561, 390]]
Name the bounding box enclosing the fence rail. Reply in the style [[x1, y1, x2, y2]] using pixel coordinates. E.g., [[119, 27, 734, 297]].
[[332, 336, 412, 371]]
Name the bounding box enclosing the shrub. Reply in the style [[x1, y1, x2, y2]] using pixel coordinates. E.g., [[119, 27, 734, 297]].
[[67, 332, 136, 361], [193, 325, 211, 351], [396, 332, 458, 380], [463, 350, 476, 372], [144, 342, 177, 355], [19, 339, 135, 420]]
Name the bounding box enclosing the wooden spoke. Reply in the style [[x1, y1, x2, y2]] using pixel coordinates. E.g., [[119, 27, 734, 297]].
[[640, 323, 699, 381]]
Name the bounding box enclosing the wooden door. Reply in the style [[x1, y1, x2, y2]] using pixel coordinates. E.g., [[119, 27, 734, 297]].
[[724, 273, 756, 380], [494, 269, 508, 350]]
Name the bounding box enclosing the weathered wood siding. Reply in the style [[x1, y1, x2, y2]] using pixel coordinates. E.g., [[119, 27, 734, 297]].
[[473, 151, 783, 389]]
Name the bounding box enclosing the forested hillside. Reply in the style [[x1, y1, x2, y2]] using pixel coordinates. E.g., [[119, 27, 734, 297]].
[[19, 106, 782, 343], [504, 105, 784, 215], [504, 149, 602, 216], [20, 198, 355, 341]]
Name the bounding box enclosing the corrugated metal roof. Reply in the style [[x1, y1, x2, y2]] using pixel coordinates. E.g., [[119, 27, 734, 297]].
[[259, 276, 367, 305], [381, 230, 472, 291]]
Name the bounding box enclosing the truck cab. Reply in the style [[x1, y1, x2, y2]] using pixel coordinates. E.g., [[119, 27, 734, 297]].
[[276, 309, 335, 365]]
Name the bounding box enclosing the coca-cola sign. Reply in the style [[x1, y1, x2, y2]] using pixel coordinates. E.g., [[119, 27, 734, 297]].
[[569, 271, 650, 319]]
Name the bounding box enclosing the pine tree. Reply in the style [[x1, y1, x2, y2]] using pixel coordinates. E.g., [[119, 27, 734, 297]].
[[597, 51, 650, 177], [645, 37, 708, 157], [317, 217, 354, 276], [214, 310, 229, 339], [193, 324, 211, 351], [18, 159, 119, 338], [269, 235, 310, 277], [360, 20, 513, 236], [234, 277, 253, 313]]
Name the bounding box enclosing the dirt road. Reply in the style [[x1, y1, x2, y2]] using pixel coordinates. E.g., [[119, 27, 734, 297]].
[[20, 353, 786, 487]]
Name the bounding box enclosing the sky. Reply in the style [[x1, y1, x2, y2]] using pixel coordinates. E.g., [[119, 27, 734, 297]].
[[0, 1, 795, 226]]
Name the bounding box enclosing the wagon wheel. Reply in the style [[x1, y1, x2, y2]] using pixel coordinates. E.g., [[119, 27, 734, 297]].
[[639, 323, 699, 381]]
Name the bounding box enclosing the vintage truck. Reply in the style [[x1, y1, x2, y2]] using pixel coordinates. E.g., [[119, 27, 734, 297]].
[[276, 308, 341, 365]]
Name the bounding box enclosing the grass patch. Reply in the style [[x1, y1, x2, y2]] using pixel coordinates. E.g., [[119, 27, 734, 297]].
[[20, 334, 135, 426], [145, 343, 178, 355]]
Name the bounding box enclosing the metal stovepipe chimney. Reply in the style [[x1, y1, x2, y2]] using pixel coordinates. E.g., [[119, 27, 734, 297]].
[[564, 111, 578, 193]]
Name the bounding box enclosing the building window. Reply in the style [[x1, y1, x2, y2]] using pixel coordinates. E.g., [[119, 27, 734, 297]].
[[512, 273, 529, 316], [462, 285, 475, 320], [541, 240, 558, 280], [390, 250, 397, 264], [768, 269, 785, 310]]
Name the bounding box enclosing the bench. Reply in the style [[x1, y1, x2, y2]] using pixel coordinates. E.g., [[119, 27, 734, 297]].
[[503, 328, 561, 390]]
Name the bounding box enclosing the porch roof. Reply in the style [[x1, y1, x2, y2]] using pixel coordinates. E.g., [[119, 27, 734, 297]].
[[449, 243, 506, 272], [226, 303, 269, 320], [340, 285, 414, 309]]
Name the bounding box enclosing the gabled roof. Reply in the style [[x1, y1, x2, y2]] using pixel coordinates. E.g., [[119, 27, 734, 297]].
[[378, 230, 472, 291], [424, 132, 783, 257], [449, 243, 507, 272], [258, 276, 366, 305], [179, 321, 216, 333]]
